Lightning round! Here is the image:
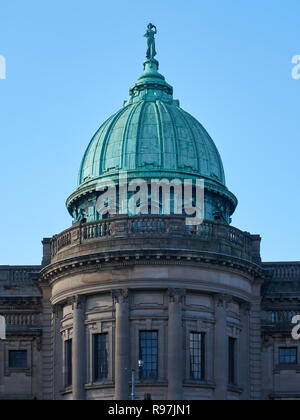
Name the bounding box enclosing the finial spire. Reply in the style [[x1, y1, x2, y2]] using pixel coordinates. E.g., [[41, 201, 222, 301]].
[[144, 23, 157, 60], [124, 24, 174, 106]]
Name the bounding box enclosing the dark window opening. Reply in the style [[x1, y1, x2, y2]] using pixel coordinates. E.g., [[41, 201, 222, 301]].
[[279, 347, 297, 365], [65, 339, 72, 387], [228, 337, 236, 386], [190, 332, 205, 380], [93, 333, 109, 381], [139, 331, 158, 379], [9, 350, 27, 369]]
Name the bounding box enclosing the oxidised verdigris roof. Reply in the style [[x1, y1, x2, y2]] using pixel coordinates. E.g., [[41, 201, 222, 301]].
[[78, 59, 226, 188], [67, 33, 237, 223]]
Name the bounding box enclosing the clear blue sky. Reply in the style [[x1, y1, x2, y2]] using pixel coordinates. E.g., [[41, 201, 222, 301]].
[[0, 0, 299, 265]]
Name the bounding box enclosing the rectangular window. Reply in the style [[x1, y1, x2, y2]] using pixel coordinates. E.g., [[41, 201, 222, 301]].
[[190, 332, 205, 380], [228, 337, 236, 385], [93, 333, 109, 381], [65, 339, 72, 387], [279, 347, 297, 365], [139, 331, 158, 379], [8, 350, 27, 369]]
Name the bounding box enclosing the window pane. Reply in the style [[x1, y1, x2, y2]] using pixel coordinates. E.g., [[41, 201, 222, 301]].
[[139, 331, 158, 379], [228, 337, 236, 385], [279, 348, 297, 365], [190, 332, 205, 380], [94, 333, 109, 381], [9, 350, 27, 369], [65, 340, 72, 387]]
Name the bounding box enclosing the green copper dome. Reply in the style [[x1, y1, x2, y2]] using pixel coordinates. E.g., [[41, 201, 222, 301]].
[[67, 29, 237, 224], [79, 60, 225, 187]]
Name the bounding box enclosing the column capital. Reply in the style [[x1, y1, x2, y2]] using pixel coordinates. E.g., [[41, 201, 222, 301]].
[[69, 295, 86, 310], [51, 303, 62, 317], [168, 288, 186, 303], [240, 301, 251, 314], [262, 333, 274, 350], [213, 293, 232, 309], [112, 289, 129, 304]]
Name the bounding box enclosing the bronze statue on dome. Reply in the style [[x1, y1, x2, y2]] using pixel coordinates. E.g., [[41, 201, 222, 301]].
[[144, 23, 157, 59]]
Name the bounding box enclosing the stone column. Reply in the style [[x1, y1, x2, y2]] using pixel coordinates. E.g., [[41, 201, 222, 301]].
[[261, 335, 274, 400], [214, 294, 230, 400], [249, 281, 263, 400], [240, 302, 250, 400], [42, 238, 52, 267], [113, 289, 130, 400], [72, 295, 86, 400], [0, 337, 4, 395], [53, 304, 63, 400], [167, 288, 185, 400]]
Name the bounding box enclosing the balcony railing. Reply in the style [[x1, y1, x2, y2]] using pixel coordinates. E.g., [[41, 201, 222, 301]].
[[50, 215, 257, 261]]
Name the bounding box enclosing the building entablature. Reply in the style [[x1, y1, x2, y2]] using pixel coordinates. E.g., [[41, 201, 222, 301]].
[[41, 251, 264, 307], [43, 248, 264, 284]]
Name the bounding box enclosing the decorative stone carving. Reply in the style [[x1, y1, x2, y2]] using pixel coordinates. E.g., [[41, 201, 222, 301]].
[[52, 304, 62, 317], [262, 334, 274, 350], [70, 295, 85, 310], [213, 293, 232, 309], [112, 289, 129, 305], [168, 288, 186, 303], [35, 336, 42, 352], [240, 301, 251, 315]]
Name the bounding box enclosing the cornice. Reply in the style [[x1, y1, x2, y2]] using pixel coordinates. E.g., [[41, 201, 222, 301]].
[[41, 248, 265, 287]]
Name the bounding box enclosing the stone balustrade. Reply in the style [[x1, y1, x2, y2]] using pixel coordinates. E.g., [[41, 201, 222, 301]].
[[3, 313, 38, 326], [50, 216, 260, 263]]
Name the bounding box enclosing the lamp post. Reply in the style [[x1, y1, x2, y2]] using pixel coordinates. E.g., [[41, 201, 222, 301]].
[[131, 369, 136, 400], [131, 360, 144, 400]]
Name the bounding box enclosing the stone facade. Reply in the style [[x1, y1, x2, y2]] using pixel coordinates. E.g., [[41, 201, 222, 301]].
[[0, 218, 299, 400]]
